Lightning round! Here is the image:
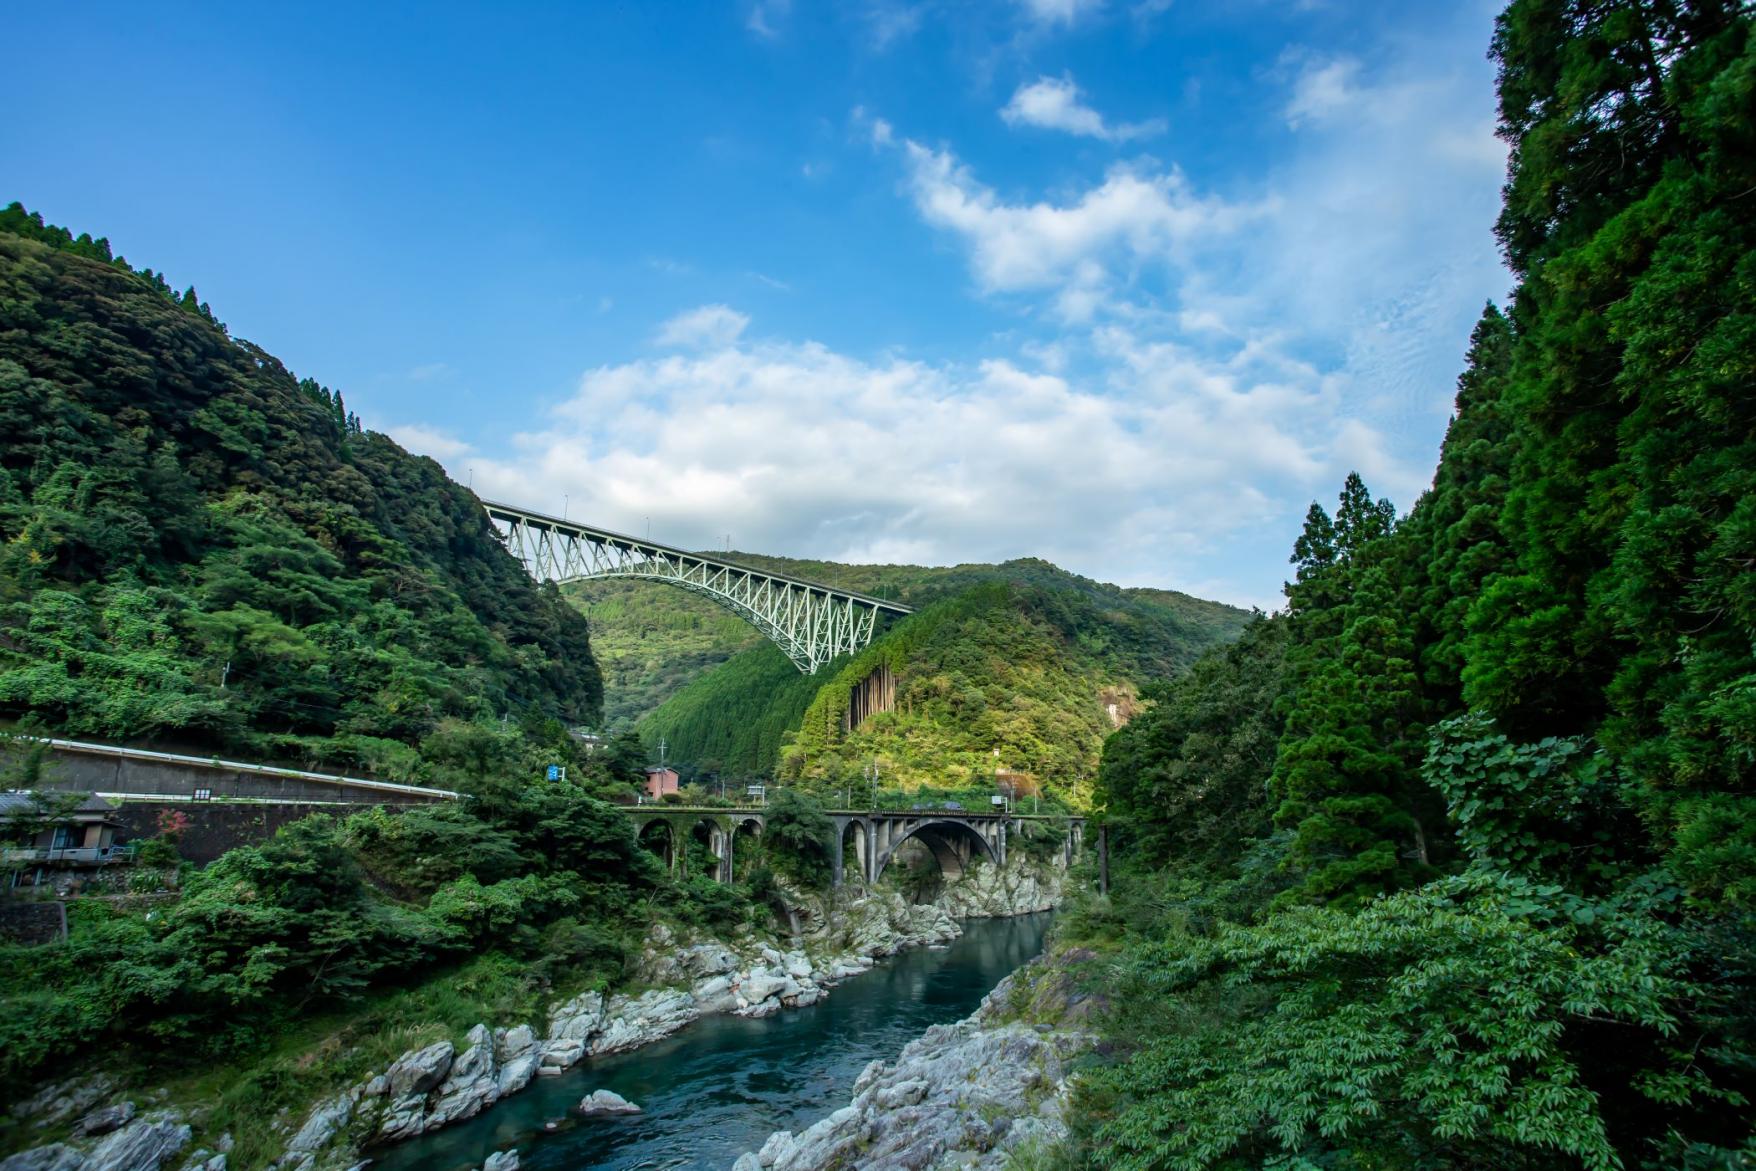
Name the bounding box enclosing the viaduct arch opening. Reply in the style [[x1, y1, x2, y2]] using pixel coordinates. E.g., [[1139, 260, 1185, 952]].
[[873, 818, 997, 900]]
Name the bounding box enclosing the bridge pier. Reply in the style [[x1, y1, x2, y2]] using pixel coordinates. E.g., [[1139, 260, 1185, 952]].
[[634, 807, 1081, 891]]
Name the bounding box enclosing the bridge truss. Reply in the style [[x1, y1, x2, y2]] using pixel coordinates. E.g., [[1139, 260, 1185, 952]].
[[481, 499, 912, 673]]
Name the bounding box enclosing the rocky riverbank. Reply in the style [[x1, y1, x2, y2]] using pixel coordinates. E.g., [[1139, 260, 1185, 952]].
[[2, 859, 1066, 1171], [733, 946, 1102, 1171], [251, 893, 969, 1171]]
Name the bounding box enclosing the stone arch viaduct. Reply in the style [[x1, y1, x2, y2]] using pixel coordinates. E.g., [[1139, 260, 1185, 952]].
[[626, 806, 1085, 887]]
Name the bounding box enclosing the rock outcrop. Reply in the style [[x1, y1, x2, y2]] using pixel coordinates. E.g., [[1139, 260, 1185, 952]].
[[735, 954, 1098, 1171], [0, 1113, 192, 1171], [933, 856, 1062, 919]]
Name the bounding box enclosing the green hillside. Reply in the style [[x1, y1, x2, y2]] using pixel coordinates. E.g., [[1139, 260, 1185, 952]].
[[636, 556, 1252, 803], [0, 203, 608, 789], [635, 641, 827, 781], [563, 579, 760, 727]]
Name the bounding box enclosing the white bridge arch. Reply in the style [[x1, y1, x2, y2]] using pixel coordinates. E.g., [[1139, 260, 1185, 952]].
[[482, 499, 912, 673]]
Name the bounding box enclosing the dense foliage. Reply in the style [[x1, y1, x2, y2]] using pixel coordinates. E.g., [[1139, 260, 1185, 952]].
[[1079, 4, 1756, 1166], [566, 578, 761, 727], [0, 779, 660, 1089], [0, 206, 703, 1153], [642, 562, 1250, 805], [638, 641, 829, 780], [0, 206, 602, 781]]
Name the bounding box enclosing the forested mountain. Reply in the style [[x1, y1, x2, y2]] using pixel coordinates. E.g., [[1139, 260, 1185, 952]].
[[638, 558, 1252, 802], [576, 550, 1247, 733], [565, 578, 762, 726], [0, 204, 604, 787], [1078, 4, 1756, 1166], [0, 209, 691, 1149]]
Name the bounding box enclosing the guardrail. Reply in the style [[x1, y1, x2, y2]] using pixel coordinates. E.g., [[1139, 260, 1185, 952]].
[[6, 737, 460, 802]]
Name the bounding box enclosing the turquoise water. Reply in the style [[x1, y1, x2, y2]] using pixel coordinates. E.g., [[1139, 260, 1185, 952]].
[[371, 913, 1052, 1171]]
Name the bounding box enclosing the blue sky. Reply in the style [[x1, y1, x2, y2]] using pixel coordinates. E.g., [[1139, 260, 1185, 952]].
[[9, 0, 1510, 610]]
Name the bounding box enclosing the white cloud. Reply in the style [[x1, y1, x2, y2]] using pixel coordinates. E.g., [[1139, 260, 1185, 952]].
[[862, 1, 923, 49], [889, 133, 1256, 316], [439, 15, 1507, 611], [406, 361, 450, 382], [442, 315, 1404, 612], [746, 0, 791, 38], [834, 23, 1505, 599], [389, 423, 472, 460], [1016, 0, 1104, 26], [1284, 55, 1363, 127], [1001, 75, 1165, 141], [654, 304, 751, 349]]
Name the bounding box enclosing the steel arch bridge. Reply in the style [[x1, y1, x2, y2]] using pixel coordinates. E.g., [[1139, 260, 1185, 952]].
[[482, 499, 912, 673]]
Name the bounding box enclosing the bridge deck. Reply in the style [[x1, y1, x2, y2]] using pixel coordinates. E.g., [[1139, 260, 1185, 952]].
[[480, 499, 912, 614]]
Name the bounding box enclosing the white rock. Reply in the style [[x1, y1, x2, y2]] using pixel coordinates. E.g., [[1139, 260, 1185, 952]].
[[756, 1131, 795, 1167], [0, 1144, 85, 1171], [494, 1025, 537, 1062], [547, 991, 605, 1042], [286, 1092, 351, 1153], [85, 1118, 191, 1171], [425, 1025, 500, 1130], [384, 1040, 455, 1098], [536, 1039, 585, 1075], [496, 1054, 539, 1097], [740, 973, 788, 1004], [9, 1074, 114, 1128], [738, 998, 783, 1019], [374, 1094, 428, 1142], [576, 1090, 641, 1116]]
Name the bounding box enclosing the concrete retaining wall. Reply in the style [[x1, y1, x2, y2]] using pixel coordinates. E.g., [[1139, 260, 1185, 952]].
[[4, 739, 455, 804], [108, 801, 411, 864]]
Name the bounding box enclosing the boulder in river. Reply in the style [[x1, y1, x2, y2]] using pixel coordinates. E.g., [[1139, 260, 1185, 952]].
[[576, 1090, 642, 1117]]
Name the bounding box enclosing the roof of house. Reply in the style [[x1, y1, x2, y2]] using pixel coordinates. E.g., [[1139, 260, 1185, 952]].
[[0, 791, 120, 819]]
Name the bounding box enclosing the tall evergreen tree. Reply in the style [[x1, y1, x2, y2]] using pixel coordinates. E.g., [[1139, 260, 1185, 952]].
[[1418, 303, 1516, 709], [1469, 0, 1756, 904], [1272, 476, 1434, 904]]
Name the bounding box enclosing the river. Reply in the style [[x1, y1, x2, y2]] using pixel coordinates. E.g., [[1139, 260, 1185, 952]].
[[371, 912, 1053, 1171]]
